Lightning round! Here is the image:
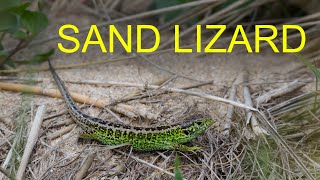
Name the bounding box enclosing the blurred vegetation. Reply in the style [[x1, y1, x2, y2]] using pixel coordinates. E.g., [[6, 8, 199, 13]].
[[0, 0, 53, 69], [174, 154, 184, 180]]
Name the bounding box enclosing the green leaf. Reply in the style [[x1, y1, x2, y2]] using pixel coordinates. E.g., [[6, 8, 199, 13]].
[[0, 47, 14, 67], [0, 0, 20, 12], [0, 49, 8, 64], [174, 154, 183, 180], [8, 2, 31, 15], [21, 10, 48, 37], [154, 0, 197, 25], [0, 3, 31, 35], [12, 30, 28, 40], [155, 0, 184, 22], [28, 48, 54, 64], [4, 59, 16, 68], [297, 55, 320, 79], [0, 12, 20, 32]]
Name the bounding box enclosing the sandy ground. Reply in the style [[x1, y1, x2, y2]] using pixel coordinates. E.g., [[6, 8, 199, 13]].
[[0, 13, 314, 179]]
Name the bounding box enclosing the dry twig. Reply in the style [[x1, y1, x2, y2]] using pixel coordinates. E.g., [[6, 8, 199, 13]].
[[16, 105, 46, 180], [222, 77, 239, 136], [50, 118, 74, 128], [0, 81, 256, 113], [0, 137, 17, 180], [256, 79, 306, 106], [242, 73, 268, 136], [108, 80, 214, 105], [114, 150, 185, 180], [0, 167, 15, 180], [0, 82, 156, 119], [74, 153, 96, 180], [47, 124, 76, 140]]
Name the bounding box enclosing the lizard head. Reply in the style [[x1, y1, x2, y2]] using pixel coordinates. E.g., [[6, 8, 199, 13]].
[[179, 115, 214, 142]]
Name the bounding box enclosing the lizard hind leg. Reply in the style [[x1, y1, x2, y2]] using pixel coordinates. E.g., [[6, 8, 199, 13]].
[[174, 144, 202, 154]]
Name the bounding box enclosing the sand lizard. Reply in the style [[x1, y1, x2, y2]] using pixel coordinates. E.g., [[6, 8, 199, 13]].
[[48, 60, 214, 152]]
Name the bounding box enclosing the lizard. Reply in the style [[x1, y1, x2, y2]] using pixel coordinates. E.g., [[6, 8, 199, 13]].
[[48, 60, 214, 152]]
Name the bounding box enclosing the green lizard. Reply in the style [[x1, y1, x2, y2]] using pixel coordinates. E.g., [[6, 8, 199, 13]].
[[48, 60, 214, 152]]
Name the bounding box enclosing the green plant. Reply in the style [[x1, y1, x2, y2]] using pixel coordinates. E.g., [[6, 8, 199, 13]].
[[154, 0, 198, 25], [174, 154, 184, 180], [0, 0, 53, 68]]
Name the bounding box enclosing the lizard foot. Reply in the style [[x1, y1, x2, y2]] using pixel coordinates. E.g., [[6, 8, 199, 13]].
[[174, 144, 202, 154]]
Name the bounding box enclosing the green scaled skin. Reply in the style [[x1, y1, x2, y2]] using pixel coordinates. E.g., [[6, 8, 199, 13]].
[[80, 116, 214, 152]]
